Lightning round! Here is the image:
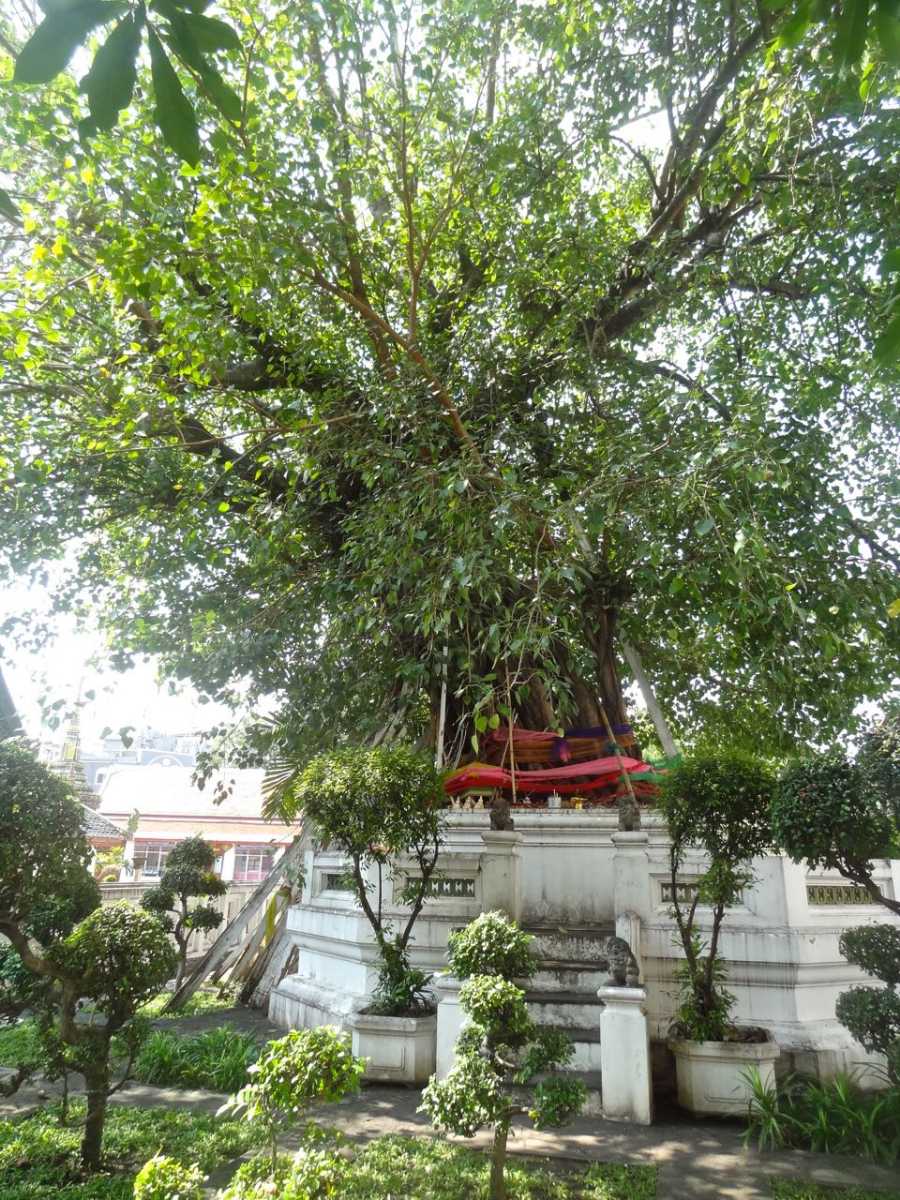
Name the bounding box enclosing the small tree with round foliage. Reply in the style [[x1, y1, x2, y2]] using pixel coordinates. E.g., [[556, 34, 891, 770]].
[[420, 911, 585, 1200], [773, 753, 900, 916], [772, 716, 900, 1081], [48, 903, 177, 1166], [273, 745, 444, 1014], [141, 834, 227, 988], [0, 742, 176, 1168], [219, 1027, 365, 1173], [659, 752, 775, 1041], [835, 926, 900, 1083]]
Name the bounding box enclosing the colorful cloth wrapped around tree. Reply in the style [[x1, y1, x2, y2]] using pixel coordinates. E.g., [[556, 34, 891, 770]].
[[481, 723, 637, 767], [443, 754, 654, 798]]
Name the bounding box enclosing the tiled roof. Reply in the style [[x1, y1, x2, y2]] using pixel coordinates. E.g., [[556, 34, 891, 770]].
[[80, 803, 126, 841]]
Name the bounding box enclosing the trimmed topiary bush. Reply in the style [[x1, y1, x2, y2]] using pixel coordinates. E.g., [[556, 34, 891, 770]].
[[446, 911, 537, 981], [836, 925, 900, 1082], [772, 716, 900, 917], [421, 911, 585, 1200]]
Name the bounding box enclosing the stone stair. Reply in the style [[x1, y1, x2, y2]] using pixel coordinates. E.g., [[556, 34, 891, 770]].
[[522, 924, 614, 1115]]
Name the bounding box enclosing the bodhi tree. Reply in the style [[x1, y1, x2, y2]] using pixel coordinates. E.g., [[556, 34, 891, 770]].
[[0, 741, 176, 1169], [0, 2, 897, 780], [141, 833, 227, 988]]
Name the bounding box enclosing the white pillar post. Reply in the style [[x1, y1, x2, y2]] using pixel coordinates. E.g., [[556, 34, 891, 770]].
[[479, 830, 524, 921], [612, 831, 652, 976], [434, 972, 466, 1079], [598, 985, 653, 1124]]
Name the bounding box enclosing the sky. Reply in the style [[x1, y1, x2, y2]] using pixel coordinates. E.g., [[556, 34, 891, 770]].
[[0, 575, 233, 751]]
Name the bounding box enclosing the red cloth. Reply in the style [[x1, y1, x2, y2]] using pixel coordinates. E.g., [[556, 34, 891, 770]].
[[444, 755, 648, 796]]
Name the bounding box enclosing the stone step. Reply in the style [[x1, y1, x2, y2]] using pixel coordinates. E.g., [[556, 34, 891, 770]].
[[531, 959, 608, 992], [539, 1024, 603, 1071], [513, 1069, 604, 1117], [525, 989, 604, 1028], [524, 925, 614, 965]]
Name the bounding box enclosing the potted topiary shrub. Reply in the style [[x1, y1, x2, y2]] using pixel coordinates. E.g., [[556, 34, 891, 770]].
[[272, 745, 444, 1082], [660, 751, 779, 1115]]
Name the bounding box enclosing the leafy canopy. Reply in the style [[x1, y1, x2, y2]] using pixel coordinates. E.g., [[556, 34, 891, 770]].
[[0, 1, 897, 762]]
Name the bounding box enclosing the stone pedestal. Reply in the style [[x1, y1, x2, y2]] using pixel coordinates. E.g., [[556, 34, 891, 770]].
[[480, 830, 524, 921], [434, 972, 466, 1079], [598, 985, 653, 1125]]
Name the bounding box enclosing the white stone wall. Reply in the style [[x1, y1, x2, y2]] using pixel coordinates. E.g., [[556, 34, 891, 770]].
[[269, 810, 900, 1081]]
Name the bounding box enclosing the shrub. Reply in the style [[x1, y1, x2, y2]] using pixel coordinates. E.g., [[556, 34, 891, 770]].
[[219, 1027, 365, 1172], [744, 1068, 900, 1166], [0, 745, 178, 1169], [134, 1155, 203, 1200], [221, 1147, 345, 1200], [47, 904, 177, 1167], [275, 746, 444, 1015], [447, 911, 537, 980], [659, 752, 775, 1041], [142, 836, 227, 989], [421, 911, 585, 1200], [134, 1027, 260, 1092], [0, 741, 99, 941]]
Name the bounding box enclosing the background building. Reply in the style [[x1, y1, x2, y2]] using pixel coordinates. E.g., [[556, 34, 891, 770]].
[[97, 766, 298, 884]]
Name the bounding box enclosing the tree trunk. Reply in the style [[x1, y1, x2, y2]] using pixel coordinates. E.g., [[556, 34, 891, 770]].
[[586, 606, 628, 727], [490, 1119, 510, 1200], [81, 1058, 110, 1170]]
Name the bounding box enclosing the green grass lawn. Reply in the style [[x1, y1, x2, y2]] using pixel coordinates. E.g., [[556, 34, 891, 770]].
[[0, 1020, 43, 1070], [771, 1183, 900, 1200], [329, 1137, 657, 1199], [0, 1111, 655, 1200], [0, 1101, 265, 1200], [136, 987, 237, 1019]]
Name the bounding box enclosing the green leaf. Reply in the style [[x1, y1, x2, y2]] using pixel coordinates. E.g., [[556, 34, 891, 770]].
[[14, 2, 118, 84], [875, 0, 900, 64], [874, 312, 900, 364], [0, 188, 19, 222], [197, 61, 242, 123], [836, 0, 870, 65], [695, 516, 716, 536], [178, 12, 241, 53], [881, 248, 900, 275], [148, 27, 200, 166], [82, 11, 143, 130], [474, 713, 487, 733]]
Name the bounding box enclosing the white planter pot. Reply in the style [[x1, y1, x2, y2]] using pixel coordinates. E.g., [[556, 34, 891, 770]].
[[669, 1037, 780, 1116], [349, 1011, 437, 1084]]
